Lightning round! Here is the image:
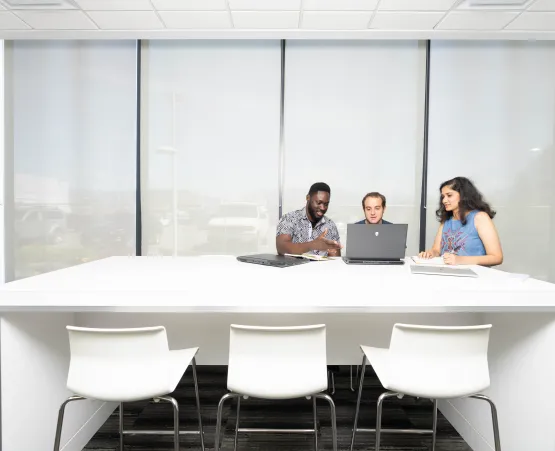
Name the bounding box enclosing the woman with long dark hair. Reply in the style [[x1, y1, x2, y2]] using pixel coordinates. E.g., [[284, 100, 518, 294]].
[[419, 176, 503, 266]]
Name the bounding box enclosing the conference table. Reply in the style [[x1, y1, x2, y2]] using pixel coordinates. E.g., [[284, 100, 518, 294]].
[[1, 255, 555, 451]]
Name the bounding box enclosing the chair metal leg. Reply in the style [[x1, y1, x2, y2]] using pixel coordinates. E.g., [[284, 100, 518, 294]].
[[350, 355, 367, 451], [350, 365, 360, 392], [158, 396, 180, 451], [431, 399, 438, 451], [119, 402, 124, 451], [215, 392, 240, 451], [327, 370, 336, 395], [470, 394, 502, 451], [191, 357, 206, 451], [313, 396, 318, 451], [234, 396, 241, 451], [314, 393, 337, 451], [53, 396, 86, 451], [375, 392, 399, 451]]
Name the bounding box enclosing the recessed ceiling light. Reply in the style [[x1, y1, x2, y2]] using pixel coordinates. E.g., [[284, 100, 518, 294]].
[[468, 0, 527, 5], [0, 0, 77, 9], [458, 0, 533, 9]]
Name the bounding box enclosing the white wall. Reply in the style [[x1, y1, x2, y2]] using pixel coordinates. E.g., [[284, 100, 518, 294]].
[[0, 313, 115, 451], [75, 312, 481, 364], [441, 313, 555, 451]]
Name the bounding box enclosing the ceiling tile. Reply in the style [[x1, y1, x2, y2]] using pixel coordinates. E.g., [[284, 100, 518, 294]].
[[379, 0, 457, 11], [370, 11, 444, 29], [437, 11, 519, 29], [301, 11, 372, 28], [87, 10, 164, 29], [232, 10, 298, 27], [151, 0, 227, 10], [303, 0, 378, 11], [15, 10, 97, 28], [505, 11, 555, 29], [158, 10, 231, 28], [229, 0, 301, 11], [75, 0, 153, 11], [0, 11, 30, 28], [528, 0, 555, 11]]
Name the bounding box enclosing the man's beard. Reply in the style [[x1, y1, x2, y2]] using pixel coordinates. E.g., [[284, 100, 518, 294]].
[[307, 204, 323, 223]]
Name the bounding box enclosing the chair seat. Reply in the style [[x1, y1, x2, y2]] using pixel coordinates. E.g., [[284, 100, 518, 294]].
[[228, 366, 327, 399], [70, 347, 198, 402], [361, 345, 489, 399]]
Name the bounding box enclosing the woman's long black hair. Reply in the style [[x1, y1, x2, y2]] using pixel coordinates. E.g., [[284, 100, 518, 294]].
[[436, 177, 496, 225]]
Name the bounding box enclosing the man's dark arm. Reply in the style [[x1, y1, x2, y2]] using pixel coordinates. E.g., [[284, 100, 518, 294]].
[[276, 235, 314, 255], [276, 230, 341, 256]]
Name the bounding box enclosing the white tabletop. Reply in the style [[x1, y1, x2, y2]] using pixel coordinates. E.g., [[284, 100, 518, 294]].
[[0, 256, 554, 313]]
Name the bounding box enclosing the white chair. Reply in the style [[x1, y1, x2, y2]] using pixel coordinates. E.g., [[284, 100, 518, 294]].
[[214, 324, 337, 451], [350, 323, 501, 451], [53, 326, 205, 451]]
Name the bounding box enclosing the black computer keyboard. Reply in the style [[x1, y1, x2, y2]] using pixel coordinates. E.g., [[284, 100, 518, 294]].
[[343, 258, 405, 265]]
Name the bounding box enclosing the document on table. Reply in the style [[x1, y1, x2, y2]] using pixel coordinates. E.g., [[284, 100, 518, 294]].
[[411, 256, 445, 266]]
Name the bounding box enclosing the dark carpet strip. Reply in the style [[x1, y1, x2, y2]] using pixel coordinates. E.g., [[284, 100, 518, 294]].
[[84, 365, 471, 451]]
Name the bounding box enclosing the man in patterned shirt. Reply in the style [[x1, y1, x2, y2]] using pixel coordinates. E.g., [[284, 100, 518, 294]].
[[276, 182, 342, 257]]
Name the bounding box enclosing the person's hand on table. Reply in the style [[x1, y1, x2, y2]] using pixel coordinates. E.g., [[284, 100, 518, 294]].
[[442, 253, 458, 265]]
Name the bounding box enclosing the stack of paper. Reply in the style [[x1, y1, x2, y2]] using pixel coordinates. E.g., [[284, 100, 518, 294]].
[[411, 256, 445, 266], [284, 253, 330, 261]]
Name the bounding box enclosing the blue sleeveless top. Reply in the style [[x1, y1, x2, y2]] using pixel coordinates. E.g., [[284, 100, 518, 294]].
[[440, 210, 486, 256]]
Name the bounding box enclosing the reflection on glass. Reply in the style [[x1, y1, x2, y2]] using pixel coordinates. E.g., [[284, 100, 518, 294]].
[[143, 41, 281, 257], [11, 41, 137, 280], [427, 41, 555, 282], [282, 41, 425, 256]]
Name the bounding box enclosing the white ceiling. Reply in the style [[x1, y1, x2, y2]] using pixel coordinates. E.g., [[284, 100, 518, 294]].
[[0, 0, 555, 39]]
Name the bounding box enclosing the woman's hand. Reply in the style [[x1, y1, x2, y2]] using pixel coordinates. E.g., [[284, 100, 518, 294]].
[[443, 253, 458, 265], [418, 250, 434, 259]]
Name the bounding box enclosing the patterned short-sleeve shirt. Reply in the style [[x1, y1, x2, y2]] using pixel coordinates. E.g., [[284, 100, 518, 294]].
[[276, 207, 341, 256]]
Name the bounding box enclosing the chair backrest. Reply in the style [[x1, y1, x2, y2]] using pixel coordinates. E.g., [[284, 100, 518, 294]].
[[387, 323, 492, 398], [227, 324, 328, 399], [66, 326, 171, 401]]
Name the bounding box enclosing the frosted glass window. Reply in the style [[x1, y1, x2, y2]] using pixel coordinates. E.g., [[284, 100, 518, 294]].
[[142, 41, 281, 256], [427, 41, 555, 281], [8, 41, 137, 280], [282, 41, 426, 256]]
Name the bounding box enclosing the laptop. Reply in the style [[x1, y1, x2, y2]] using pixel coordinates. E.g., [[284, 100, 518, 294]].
[[237, 253, 311, 268], [343, 224, 407, 265], [411, 265, 478, 278]]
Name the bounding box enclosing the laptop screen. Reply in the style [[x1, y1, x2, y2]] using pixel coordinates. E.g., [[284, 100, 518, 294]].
[[346, 224, 407, 260]]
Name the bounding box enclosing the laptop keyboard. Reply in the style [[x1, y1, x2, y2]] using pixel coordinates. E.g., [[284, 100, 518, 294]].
[[343, 258, 405, 265]]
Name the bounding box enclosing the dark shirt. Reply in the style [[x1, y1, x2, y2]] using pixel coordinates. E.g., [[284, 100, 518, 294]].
[[355, 219, 392, 225]]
